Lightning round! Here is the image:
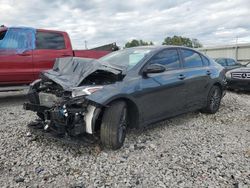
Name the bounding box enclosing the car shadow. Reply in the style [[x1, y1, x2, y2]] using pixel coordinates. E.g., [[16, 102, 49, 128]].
[[0, 91, 28, 107], [27, 112, 193, 155], [28, 128, 103, 156], [227, 89, 250, 95]]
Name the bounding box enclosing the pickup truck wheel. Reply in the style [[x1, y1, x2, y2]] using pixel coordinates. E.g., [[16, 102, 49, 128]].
[[201, 85, 222, 114], [100, 101, 127, 150]]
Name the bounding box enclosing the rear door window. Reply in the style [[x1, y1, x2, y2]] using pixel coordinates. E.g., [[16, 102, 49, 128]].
[[36, 31, 65, 50], [227, 59, 236, 66], [216, 59, 227, 66], [181, 49, 203, 68], [150, 49, 181, 70]]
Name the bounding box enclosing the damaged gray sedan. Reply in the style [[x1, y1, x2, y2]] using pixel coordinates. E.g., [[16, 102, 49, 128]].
[[24, 46, 226, 149]]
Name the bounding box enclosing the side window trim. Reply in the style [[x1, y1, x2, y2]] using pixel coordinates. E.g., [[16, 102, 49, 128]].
[[177, 48, 184, 68]]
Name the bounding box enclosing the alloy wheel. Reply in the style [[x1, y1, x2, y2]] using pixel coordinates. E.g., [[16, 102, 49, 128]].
[[118, 107, 127, 143], [210, 88, 221, 111]]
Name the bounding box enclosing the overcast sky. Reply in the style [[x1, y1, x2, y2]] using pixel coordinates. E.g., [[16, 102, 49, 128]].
[[1, 0, 250, 49]]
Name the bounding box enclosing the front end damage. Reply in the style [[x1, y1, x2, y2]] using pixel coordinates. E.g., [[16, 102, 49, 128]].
[[23, 57, 124, 137], [24, 80, 102, 137]]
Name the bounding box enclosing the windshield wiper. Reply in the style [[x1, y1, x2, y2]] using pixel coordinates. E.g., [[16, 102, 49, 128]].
[[102, 64, 124, 71]]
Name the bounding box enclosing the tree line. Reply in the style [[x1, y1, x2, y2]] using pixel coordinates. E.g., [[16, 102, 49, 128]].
[[125, 35, 203, 48]]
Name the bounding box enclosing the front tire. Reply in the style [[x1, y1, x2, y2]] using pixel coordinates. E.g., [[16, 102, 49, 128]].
[[100, 101, 128, 150], [201, 85, 222, 114]]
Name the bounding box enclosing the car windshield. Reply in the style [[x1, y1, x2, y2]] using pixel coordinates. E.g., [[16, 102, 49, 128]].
[[99, 48, 152, 71]]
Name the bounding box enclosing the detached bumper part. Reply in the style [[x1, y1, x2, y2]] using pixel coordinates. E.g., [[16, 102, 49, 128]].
[[84, 105, 96, 134], [23, 102, 98, 136], [50, 109, 87, 136], [23, 102, 49, 112]]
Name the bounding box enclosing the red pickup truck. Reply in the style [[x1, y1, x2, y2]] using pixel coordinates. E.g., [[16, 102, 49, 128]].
[[0, 26, 111, 90]]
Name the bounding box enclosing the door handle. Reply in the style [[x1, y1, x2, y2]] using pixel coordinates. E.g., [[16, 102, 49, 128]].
[[178, 74, 186, 80], [206, 70, 211, 75]]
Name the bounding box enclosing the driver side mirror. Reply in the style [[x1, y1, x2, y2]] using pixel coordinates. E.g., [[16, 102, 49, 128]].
[[143, 64, 166, 75]]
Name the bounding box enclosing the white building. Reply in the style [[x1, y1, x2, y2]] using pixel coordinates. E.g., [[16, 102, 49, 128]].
[[199, 43, 250, 62]]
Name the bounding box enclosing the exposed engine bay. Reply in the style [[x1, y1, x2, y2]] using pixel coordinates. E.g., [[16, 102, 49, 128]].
[[24, 57, 124, 137], [81, 70, 120, 85]]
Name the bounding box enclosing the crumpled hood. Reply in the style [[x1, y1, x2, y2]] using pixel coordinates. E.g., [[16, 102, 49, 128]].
[[41, 57, 121, 90]]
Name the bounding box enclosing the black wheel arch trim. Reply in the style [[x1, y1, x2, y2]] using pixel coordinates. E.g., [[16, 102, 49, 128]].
[[89, 95, 141, 131]]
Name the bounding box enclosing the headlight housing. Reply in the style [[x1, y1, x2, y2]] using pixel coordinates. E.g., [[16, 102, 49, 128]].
[[72, 86, 103, 98]]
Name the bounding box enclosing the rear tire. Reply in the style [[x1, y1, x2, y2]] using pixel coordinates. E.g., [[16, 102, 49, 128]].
[[201, 85, 222, 114], [100, 101, 128, 150]]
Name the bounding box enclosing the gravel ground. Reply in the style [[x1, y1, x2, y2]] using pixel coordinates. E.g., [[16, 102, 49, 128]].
[[0, 91, 249, 188]]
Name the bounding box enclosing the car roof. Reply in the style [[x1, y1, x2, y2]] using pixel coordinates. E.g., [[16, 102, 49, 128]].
[[128, 45, 198, 51], [4, 27, 67, 35], [37, 28, 68, 34]]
